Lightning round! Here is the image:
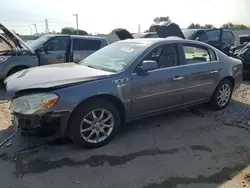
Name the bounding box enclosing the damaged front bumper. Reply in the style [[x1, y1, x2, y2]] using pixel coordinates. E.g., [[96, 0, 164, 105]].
[[12, 111, 71, 136]]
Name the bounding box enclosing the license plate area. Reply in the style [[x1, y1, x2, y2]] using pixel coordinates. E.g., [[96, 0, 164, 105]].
[[12, 114, 40, 129]]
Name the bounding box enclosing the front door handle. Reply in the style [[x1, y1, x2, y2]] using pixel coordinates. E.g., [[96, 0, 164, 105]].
[[173, 76, 184, 81], [56, 55, 63, 59], [210, 70, 219, 74]]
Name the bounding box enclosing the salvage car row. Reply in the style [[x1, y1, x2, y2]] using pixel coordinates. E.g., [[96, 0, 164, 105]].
[[0, 22, 244, 148], [1, 22, 248, 82]]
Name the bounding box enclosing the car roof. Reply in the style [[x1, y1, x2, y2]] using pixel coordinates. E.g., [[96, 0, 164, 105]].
[[70, 35, 106, 40], [118, 37, 219, 50], [43, 34, 106, 40], [118, 37, 185, 45], [182, 28, 233, 32]]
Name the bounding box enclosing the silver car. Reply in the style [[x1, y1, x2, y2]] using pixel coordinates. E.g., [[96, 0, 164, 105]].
[[5, 37, 242, 148], [0, 23, 116, 81]]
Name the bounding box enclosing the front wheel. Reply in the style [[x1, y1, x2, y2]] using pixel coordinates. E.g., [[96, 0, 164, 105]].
[[210, 79, 233, 110], [69, 99, 120, 148]]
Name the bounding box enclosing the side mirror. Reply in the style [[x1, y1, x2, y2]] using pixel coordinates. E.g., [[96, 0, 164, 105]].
[[195, 37, 200, 41], [138, 60, 157, 74]]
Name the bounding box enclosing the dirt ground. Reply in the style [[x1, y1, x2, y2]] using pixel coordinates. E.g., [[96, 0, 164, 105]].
[[0, 88, 11, 129], [0, 41, 11, 51], [1, 83, 250, 188]]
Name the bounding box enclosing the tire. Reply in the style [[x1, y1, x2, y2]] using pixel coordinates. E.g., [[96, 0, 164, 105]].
[[69, 99, 120, 148], [7, 67, 28, 77], [210, 79, 233, 110]]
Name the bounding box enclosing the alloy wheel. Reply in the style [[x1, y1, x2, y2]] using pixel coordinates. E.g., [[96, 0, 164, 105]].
[[217, 84, 231, 107], [80, 108, 114, 144]]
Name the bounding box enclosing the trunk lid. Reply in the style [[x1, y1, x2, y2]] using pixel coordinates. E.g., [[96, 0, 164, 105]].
[[149, 21, 185, 39]]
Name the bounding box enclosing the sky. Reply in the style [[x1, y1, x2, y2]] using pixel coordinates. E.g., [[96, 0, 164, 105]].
[[0, 0, 249, 35]]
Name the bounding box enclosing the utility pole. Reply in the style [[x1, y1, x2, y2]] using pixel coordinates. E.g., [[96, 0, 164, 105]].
[[33, 24, 38, 35], [45, 19, 49, 34], [28, 27, 33, 35], [138, 24, 141, 33], [73, 14, 79, 35]]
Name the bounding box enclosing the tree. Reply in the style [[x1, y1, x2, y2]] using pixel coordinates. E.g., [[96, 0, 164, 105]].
[[187, 23, 216, 29], [203, 24, 216, 29], [153, 16, 171, 23], [187, 23, 202, 29], [220, 22, 249, 29], [75, 30, 88, 35], [61, 27, 88, 35], [61, 27, 75, 34]]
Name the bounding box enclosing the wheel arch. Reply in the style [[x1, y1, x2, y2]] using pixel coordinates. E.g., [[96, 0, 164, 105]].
[[65, 94, 126, 136], [221, 76, 235, 89], [6, 65, 30, 77]]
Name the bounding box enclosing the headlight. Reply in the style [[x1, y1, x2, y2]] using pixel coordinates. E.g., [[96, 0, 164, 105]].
[[11, 93, 59, 115]]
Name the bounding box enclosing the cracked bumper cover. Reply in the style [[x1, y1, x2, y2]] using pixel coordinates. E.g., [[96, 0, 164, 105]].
[[12, 111, 71, 136]]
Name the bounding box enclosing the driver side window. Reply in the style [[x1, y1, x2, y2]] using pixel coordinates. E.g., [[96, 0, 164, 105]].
[[46, 37, 69, 51], [143, 44, 179, 69]]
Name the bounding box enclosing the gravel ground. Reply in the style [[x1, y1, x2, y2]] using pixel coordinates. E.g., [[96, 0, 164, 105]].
[[0, 82, 250, 188], [192, 82, 250, 129]]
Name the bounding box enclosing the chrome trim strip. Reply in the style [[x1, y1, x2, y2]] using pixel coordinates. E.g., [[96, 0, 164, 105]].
[[135, 87, 185, 100], [187, 82, 212, 89], [183, 98, 208, 105]]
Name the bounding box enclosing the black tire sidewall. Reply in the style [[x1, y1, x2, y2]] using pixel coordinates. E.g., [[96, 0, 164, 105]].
[[211, 79, 233, 110], [69, 99, 120, 148]]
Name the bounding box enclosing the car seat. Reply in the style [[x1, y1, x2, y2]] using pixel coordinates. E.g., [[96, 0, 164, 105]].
[[158, 46, 177, 68]]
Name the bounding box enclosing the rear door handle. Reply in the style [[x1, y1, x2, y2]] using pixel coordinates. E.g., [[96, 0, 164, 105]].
[[173, 76, 184, 81], [210, 70, 219, 74]]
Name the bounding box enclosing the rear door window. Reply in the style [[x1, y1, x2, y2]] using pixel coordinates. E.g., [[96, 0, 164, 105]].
[[182, 44, 212, 64], [73, 39, 102, 50]]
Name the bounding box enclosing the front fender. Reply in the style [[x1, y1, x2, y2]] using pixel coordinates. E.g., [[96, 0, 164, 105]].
[[51, 76, 131, 117]]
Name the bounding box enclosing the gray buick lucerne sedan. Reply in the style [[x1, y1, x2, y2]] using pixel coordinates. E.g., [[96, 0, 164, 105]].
[[5, 37, 242, 148]]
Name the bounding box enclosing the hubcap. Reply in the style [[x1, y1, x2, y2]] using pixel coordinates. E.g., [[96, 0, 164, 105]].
[[80, 108, 114, 143], [217, 84, 231, 107]]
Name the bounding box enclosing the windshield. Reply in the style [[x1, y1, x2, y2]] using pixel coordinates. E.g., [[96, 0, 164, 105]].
[[29, 35, 52, 50], [79, 41, 150, 73], [182, 29, 196, 39]]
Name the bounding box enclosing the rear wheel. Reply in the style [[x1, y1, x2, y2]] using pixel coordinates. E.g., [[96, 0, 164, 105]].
[[69, 99, 120, 148], [210, 79, 233, 110]]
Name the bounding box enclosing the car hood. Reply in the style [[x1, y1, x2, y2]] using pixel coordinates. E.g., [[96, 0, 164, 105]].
[[0, 34, 17, 51], [5, 63, 115, 95], [0, 23, 35, 54]]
